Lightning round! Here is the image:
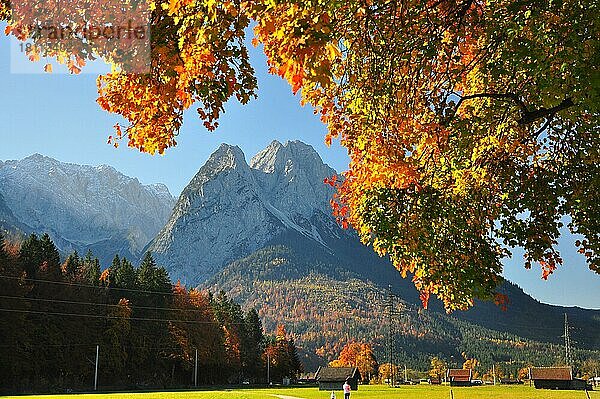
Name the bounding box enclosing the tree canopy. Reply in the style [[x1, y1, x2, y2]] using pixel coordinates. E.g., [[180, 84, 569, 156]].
[[0, 234, 274, 392], [2, 0, 598, 310], [330, 341, 378, 380]]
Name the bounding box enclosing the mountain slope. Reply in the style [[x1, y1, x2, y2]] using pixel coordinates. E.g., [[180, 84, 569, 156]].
[[204, 230, 600, 371], [0, 154, 175, 265], [151, 140, 600, 371], [0, 191, 30, 235]]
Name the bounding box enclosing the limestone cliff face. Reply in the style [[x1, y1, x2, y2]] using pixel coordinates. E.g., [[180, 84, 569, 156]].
[[0, 154, 175, 264], [147, 141, 346, 285]]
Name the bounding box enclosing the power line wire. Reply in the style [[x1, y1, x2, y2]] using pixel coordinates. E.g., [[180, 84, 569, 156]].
[[0, 308, 234, 325], [0, 294, 213, 313], [0, 343, 183, 350], [0, 275, 190, 297]]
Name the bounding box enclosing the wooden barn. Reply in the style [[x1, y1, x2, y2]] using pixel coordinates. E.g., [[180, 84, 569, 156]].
[[529, 367, 590, 390], [446, 369, 472, 387], [314, 367, 361, 391]]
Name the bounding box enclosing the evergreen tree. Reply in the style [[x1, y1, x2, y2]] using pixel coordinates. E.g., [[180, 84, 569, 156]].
[[103, 299, 132, 382], [137, 252, 171, 293], [242, 309, 265, 381], [106, 254, 121, 287], [19, 233, 41, 278], [286, 337, 303, 377], [114, 257, 137, 289], [110, 254, 121, 270], [38, 233, 61, 280], [61, 251, 81, 281], [78, 249, 101, 285]]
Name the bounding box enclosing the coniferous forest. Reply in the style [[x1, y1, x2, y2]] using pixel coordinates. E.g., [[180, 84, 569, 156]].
[[0, 233, 302, 394]]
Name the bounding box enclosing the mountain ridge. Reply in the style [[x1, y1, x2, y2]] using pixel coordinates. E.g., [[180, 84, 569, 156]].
[[147, 140, 342, 284], [0, 154, 176, 265]]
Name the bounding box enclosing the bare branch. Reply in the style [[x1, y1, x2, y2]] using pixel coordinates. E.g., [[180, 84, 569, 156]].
[[451, 93, 575, 127], [517, 98, 574, 125]]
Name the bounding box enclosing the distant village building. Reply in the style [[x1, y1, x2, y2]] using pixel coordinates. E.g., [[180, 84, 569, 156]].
[[429, 376, 441, 385], [314, 367, 361, 391], [529, 367, 590, 390], [297, 372, 317, 384], [446, 369, 472, 387]]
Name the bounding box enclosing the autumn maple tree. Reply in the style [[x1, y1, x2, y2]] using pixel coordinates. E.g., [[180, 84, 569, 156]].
[[330, 341, 378, 379], [429, 356, 447, 381], [2, 0, 598, 311]]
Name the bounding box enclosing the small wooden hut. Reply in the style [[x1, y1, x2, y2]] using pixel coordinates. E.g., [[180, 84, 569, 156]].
[[529, 367, 589, 390], [446, 369, 472, 387], [315, 367, 361, 391]]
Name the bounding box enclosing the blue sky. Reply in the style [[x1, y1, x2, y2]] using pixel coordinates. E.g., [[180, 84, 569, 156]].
[[0, 29, 598, 310]]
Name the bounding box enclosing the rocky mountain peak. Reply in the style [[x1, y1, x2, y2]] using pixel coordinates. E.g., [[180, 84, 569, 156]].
[[250, 140, 326, 175], [207, 143, 247, 171], [24, 153, 49, 161], [148, 141, 342, 285], [249, 140, 284, 173], [180, 144, 251, 197], [250, 140, 336, 217]]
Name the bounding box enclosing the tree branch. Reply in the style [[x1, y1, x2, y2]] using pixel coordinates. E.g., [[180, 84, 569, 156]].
[[452, 93, 575, 126], [456, 92, 528, 115], [517, 98, 574, 125]]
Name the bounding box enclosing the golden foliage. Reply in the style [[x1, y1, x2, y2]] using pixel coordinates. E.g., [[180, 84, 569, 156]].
[[3, 0, 599, 310]]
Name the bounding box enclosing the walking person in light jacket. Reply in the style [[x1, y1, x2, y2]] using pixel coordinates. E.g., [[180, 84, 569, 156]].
[[343, 378, 351, 399]]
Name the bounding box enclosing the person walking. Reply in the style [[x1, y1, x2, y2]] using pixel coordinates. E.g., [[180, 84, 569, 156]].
[[343, 379, 351, 399], [330, 390, 336, 399]]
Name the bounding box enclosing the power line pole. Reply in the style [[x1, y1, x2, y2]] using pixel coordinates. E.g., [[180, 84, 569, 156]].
[[388, 285, 394, 386], [492, 364, 496, 385], [94, 344, 99, 391], [194, 348, 198, 387], [564, 313, 573, 366]]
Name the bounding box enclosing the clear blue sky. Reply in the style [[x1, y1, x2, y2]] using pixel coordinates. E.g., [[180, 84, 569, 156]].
[[0, 28, 598, 309]]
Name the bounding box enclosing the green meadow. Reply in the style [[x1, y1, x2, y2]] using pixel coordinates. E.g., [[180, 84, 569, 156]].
[[2, 385, 599, 399]]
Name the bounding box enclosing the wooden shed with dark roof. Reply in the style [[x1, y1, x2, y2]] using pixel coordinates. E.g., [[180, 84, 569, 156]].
[[446, 369, 472, 387], [529, 367, 589, 390], [315, 367, 361, 391]]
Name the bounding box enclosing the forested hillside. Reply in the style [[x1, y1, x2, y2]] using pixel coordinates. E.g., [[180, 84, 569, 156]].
[[205, 231, 600, 373], [0, 233, 301, 394]]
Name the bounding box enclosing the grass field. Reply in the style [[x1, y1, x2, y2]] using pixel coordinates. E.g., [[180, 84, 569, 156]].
[[2, 385, 599, 399]]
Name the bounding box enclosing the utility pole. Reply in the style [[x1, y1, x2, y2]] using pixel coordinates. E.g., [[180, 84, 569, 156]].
[[564, 313, 573, 366], [194, 348, 198, 387], [404, 364, 408, 384], [94, 345, 99, 391], [492, 364, 496, 385], [388, 285, 394, 386]]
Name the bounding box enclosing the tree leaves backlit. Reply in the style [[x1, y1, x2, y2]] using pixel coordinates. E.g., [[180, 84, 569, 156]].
[[2, 0, 598, 311]]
